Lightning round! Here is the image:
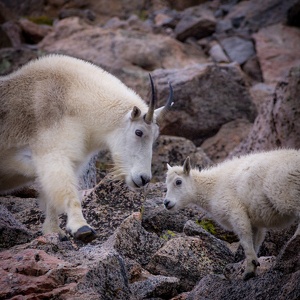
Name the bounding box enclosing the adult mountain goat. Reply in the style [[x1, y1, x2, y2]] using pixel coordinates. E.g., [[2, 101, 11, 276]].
[[0, 54, 173, 242], [164, 149, 300, 280]]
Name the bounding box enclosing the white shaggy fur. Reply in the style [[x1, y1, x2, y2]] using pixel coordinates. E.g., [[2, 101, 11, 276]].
[[164, 149, 300, 279], [0, 54, 171, 242]]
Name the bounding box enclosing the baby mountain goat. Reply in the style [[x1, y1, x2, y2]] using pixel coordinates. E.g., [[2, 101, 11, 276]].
[[0, 54, 173, 243], [164, 149, 300, 280]]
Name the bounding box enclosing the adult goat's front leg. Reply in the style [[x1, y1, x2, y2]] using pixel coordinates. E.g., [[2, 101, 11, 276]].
[[35, 153, 97, 243]]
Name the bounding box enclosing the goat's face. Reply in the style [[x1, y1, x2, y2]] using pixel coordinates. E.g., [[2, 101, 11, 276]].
[[164, 157, 192, 210], [110, 111, 160, 189], [110, 75, 174, 189]]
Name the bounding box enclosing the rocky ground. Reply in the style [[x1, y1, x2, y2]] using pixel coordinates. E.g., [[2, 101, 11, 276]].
[[1, 0, 300, 299]]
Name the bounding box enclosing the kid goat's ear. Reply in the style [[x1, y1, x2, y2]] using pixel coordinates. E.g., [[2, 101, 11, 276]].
[[183, 156, 191, 175], [167, 163, 172, 170]]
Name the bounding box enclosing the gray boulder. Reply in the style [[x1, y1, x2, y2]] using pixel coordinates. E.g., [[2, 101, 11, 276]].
[[147, 234, 234, 292], [174, 5, 216, 41], [153, 63, 256, 145], [188, 235, 300, 300], [0, 204, 34, 249], [152, 135, 212, 182]]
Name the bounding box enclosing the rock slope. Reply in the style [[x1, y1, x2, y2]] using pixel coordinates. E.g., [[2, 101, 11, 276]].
[[1, 0, 300, 299]]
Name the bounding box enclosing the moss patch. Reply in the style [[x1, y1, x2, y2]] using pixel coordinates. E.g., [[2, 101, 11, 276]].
[[28, 16, 53, 26], [0, 59, 11, 75], [196, 219, 217, 235], [161, 230, 176, 241], [196, 218, 239, 243]]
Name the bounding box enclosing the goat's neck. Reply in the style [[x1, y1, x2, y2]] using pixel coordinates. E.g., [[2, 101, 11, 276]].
[[192, 171, 214, 213]]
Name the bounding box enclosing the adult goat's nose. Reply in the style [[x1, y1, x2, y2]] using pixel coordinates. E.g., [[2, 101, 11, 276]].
[[140, 174, 150, 186]]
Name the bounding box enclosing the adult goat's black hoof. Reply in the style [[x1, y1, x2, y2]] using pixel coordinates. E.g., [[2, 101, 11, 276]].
[[74, 225, 97, 243]]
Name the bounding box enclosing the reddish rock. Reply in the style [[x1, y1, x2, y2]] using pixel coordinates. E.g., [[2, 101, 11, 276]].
[[253, 24, 300, 83], [19, 18, 52, 44], [38, 17, 207, 98], [231, 66, 300, 155], [0, 248, 87, 299], [201, 119, 253, 163]]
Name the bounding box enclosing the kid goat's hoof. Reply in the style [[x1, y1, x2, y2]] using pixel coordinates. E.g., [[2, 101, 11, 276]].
[[243, 260, 260, 281], [243, 271, 256, 281], [252, 259, 260, 267], [74, 225, 97, 243]]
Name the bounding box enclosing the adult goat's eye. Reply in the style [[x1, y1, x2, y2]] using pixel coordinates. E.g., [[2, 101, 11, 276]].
[[175, 179, 182, 186], [135, 129, 143, 137]]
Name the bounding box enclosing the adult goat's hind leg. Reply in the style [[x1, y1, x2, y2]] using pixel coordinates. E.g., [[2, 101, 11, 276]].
[[0, 148, 35, 193], [34, 152, 97, 242], [39, 191, 66, 240]]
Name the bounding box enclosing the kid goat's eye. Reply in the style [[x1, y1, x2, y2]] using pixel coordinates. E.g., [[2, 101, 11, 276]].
[[135, 129, 143, 137], [175, 179, 182, 186]]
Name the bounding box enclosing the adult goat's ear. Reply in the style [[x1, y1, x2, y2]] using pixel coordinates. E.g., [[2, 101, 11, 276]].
[[183, 157, 191, 175], [131, 106, 141, 120]]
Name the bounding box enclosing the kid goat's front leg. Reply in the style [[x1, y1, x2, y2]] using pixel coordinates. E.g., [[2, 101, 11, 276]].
[[230, 210, 260, 280], [34, 152, 97, 243]]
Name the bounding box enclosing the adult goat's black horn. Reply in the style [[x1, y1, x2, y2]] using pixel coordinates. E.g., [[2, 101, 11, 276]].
[[156, 82, 174, 124], [144, 73, 156, 124]]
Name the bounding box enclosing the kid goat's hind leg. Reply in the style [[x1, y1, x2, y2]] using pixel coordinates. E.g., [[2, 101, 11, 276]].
[[293, 223, 300, 238], [253, 227, 266, 254], [34, 152, 97, 243]]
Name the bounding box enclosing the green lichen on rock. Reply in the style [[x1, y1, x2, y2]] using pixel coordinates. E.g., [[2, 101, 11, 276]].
[[135, 10, 148, 21], [140, 205, 145, 217], [196, 219, 217, 235], [196, 218, 239, 243], [0, 59, 11, 75], [161, 229, 176, 241], [28, 15, 53, 26]]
